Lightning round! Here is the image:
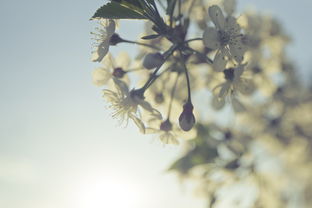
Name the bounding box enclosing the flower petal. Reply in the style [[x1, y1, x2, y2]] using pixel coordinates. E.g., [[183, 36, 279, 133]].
[[100, 53, 114, 69], [219, 82, 231, 98], [225, 16, 240, 34], [213, 50, 227, 72], [223, 0, 236, 15], [233, 64, 245, 79], [211, 96, 225, 110], [229, 41, 245, 63], [203, 27, 220, 50], [113, 78, 129, 96], [118, 52, 131, 69], [208, 5, 225, 30], [104, 19, 116, 37], [236, 79, 256, 95], [160, 133, 179, 145], [145, 127, 160, 134], [92, 41, 110, 62], [92, 67, 111, 86], [129, 114, 145, 134], [231, 97, 245, 112], [137, 99, 154, 112]]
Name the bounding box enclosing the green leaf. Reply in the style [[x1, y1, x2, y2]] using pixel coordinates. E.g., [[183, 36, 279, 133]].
[[112, 0, 143, 9], [168, 156, 193, 174], [168, 146, 219, 174], [141, 34, 160, 40], [145, 0, 155, 4], [91, 1, 147, 20]]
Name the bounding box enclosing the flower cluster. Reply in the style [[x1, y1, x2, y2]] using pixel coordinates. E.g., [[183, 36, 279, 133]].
[[90, 0, 312, 207]]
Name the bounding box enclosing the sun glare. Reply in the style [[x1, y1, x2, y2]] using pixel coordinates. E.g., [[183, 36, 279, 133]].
[[70, 173, 145, 208]]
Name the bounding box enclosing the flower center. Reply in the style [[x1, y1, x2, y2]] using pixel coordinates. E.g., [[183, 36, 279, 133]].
[[252, 66, 262, 74], [223, 68, 235, 81], [154, 93, 164, 104], [218, 30, 231, 46], [109, 33, 123, 45], [160, 119, 173, 132], [130, 89, 144, 99], [269, 117, 281, 127], [113, 67, 126, 78], [224, 130, 232, 140]]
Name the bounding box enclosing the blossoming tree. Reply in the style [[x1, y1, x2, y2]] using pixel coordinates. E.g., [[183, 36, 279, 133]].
[[90, 0, 312, 207]]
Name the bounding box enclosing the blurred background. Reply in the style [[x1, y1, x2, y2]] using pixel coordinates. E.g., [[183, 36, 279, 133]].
[[0, 0, 311, 208]]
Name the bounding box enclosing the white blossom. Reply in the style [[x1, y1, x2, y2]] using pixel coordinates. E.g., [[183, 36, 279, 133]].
[[203, 5, 246, 71], [91, 19, 116, 62], [92, 52, 130, 86], [146, 119, 196, 145], [103, 79, 160, 133], [212, 64, 255, 111], [146, 119, 180, 145]]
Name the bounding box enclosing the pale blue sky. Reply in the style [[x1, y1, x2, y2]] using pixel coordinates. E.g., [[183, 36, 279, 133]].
[[0, 0, 311, 208]]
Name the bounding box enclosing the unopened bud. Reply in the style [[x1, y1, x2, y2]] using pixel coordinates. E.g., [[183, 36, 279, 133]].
[[179, 102, 195, 131], [143, 53, 164, 69]]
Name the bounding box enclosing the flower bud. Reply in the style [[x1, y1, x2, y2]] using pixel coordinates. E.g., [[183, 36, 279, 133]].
[[143, 53, 164, 70], [179, 102, 195, 131]]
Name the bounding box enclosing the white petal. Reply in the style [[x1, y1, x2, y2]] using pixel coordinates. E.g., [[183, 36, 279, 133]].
[[92, 41, 110, 62], [233, 64, 244, 79], [113, 78, 129, 96], [224, 0, 236, 15], [105, 20, 116, 37], [231, 97, 245, 112], [208, 5, 225, 30], [225, 16, 240, 35], [117, 52, 131, 69], [92, 68, 111, 86], [229, 41, 245, 63], [236, 79, 256, 95], [175, 127, 197, 140], [160, 133, 179, 145], [211, 96, 225, 110], [129, 114, 145, 134], [100, 53, 114, 69], [203, 27, 220, 50], [219, 82, 231, 98], [213, 50, 227, 72], [151, 109, 162, 120], [145, 127, 160, 134], [137, 99, 154, 112]]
